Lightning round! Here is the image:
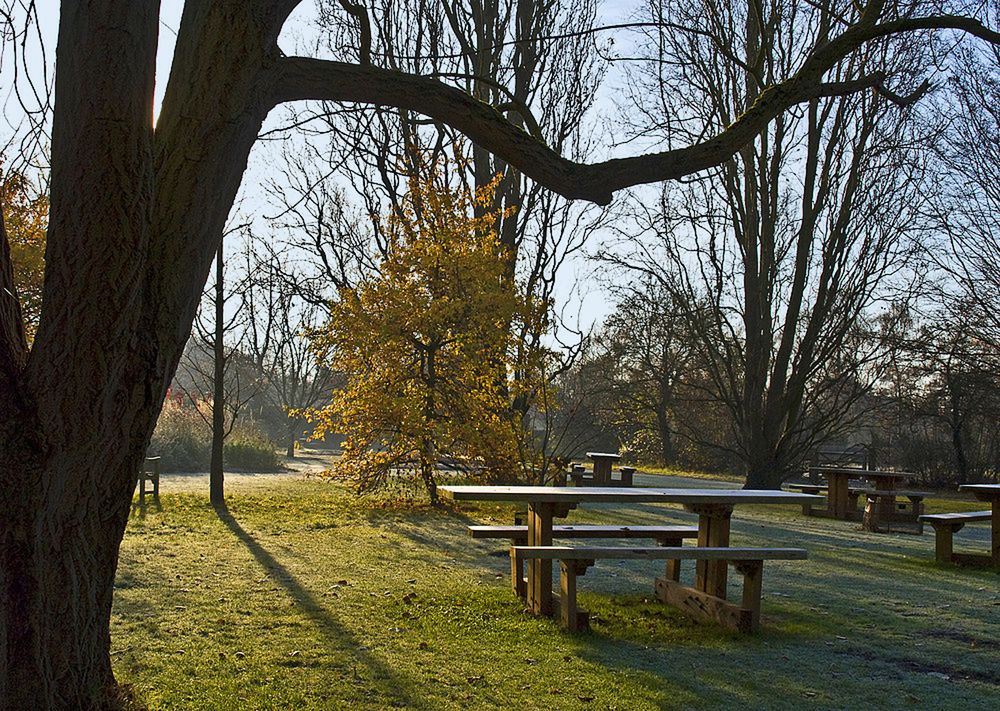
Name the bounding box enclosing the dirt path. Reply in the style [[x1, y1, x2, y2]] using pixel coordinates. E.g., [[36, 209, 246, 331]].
[[155, 449, 338, 493]]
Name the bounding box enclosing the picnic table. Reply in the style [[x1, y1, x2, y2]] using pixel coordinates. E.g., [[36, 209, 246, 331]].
[[791, 467, 926, 533], [586, 452, 621, 486], [439, 485, 819, 630], [956, 484, 1000, 565]]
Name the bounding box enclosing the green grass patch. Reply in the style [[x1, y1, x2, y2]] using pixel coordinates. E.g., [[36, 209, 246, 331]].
[[114, 478, 1000, 709]]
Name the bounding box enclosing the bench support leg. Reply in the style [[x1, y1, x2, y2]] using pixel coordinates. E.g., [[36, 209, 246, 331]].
[[510, 547, 527, 599], [734, 560, 763, 633], [993, 507, 1000, 567], [559, 560, 593, 631], [931, 522, 961, 564], [656, 535, 683, 581]]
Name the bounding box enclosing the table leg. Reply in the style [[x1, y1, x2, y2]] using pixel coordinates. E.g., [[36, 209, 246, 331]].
[[527, 502, 554, 616], [689, 503, 732, 599], [992, 504, 1000, 567], [828, 473, 848, 518]]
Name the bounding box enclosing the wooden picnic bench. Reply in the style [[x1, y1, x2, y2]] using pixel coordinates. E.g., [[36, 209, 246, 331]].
[[469, 524, 698, 598], [441, 485, 820, 633], [513, 545, 807, 632], [919, 510, 993, 564]]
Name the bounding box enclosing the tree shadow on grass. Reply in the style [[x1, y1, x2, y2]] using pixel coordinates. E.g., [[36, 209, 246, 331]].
[[213, 502, 433, 710]]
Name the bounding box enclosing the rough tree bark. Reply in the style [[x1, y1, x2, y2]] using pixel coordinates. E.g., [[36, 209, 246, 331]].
[[1, 1, 998, 707]]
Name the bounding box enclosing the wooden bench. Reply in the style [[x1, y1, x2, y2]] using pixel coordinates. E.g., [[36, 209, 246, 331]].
[[862, 490, 930, 534], [918, 510, 993, 563], [470, 524, 698, 598], [512, 545, 807, 633], [138, 456, 161, 508]]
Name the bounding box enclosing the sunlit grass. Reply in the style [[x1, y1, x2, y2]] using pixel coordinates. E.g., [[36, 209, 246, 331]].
[[113, 475, 1000, 709]]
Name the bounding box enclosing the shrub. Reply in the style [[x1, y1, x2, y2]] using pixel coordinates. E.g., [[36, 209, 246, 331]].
[[224, 423, 281, 472], [148, 400, 210, 472]]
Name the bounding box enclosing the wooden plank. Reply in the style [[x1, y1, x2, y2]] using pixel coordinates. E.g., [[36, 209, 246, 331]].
[[919, 511, 991, 523], [509, 546, 526, 598], [734, 560, 763, 632], [511, 546, 807, 561], [439, 485, 823, 506], [526, 503, 554, 616], [654, 577, 755, 633], [928, 523, 957, 564], [469, 524, 699, 540], [559, 560, 592, 631]]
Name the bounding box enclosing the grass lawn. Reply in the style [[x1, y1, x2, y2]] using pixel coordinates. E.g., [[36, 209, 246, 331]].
[[113, 469, 1000, 709]]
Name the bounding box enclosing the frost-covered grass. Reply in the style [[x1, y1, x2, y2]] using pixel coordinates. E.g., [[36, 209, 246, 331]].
[[113, 471, 1000, 709]]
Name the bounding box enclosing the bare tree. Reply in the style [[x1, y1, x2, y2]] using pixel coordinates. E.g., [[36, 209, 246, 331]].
[[1, 1, 998, 705], [173, 226, 262, 504], [930, 29, 1000, 342], [600, 0, 932, 486], [593, 278, 702, 465], [241, 237, 337, 457]]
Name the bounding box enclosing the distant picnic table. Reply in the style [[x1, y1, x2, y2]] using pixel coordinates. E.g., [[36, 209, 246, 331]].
[[788, 467, 927, 533], [440, 485, 819, 633]]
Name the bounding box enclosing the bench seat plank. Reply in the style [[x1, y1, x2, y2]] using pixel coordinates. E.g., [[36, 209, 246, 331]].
[[469, 524, 698, 540], [511, 545, 807, 561], [919, 510, 992, 523]]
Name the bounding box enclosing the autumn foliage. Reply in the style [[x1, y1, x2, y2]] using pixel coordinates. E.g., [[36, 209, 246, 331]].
[[306, 166, 545, 502], [0, 163, 47, 340]]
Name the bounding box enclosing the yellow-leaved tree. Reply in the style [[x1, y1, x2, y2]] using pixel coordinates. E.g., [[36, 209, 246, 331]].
[[307, 163, 546, 503], [1, 162, 48, 341]]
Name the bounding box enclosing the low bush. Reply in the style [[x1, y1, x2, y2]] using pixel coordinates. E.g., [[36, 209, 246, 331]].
[[148, 400, 210, 472], [224, 424, 281, 471]]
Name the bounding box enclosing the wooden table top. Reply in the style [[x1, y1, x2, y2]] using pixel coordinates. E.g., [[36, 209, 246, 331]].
[[586, 452, 621, 460], [811, 467, 911, 479], [959, 484, 1000, 500], [438, 485, 822, 505]]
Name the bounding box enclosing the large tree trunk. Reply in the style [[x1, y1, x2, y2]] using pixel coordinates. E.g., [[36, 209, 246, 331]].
[[1, 3, 287, 705]]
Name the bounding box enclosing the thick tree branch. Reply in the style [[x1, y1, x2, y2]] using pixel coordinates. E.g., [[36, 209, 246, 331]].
[[271, 14, 998, 205]]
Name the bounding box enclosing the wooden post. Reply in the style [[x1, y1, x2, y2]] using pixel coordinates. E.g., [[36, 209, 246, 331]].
[[734, 560, 763, 633], [931, 522, 959, 564], [510, 547, 526, 599], [619, 466, 636, 487], [657, 535, 682, 581], [150, 457, 160, 502], [527, 502, 554, 616], [559, 560, 592, 631], [828, 472, 848, 518], [992, 504, 1000, 566], [689, 503, 732, 599]]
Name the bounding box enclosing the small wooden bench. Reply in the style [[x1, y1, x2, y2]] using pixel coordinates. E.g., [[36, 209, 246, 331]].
[[138, 456, 161, 508], [918, 510, 993, 563], [512, 545, 807, 633], [470, 524, 698, 598]]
